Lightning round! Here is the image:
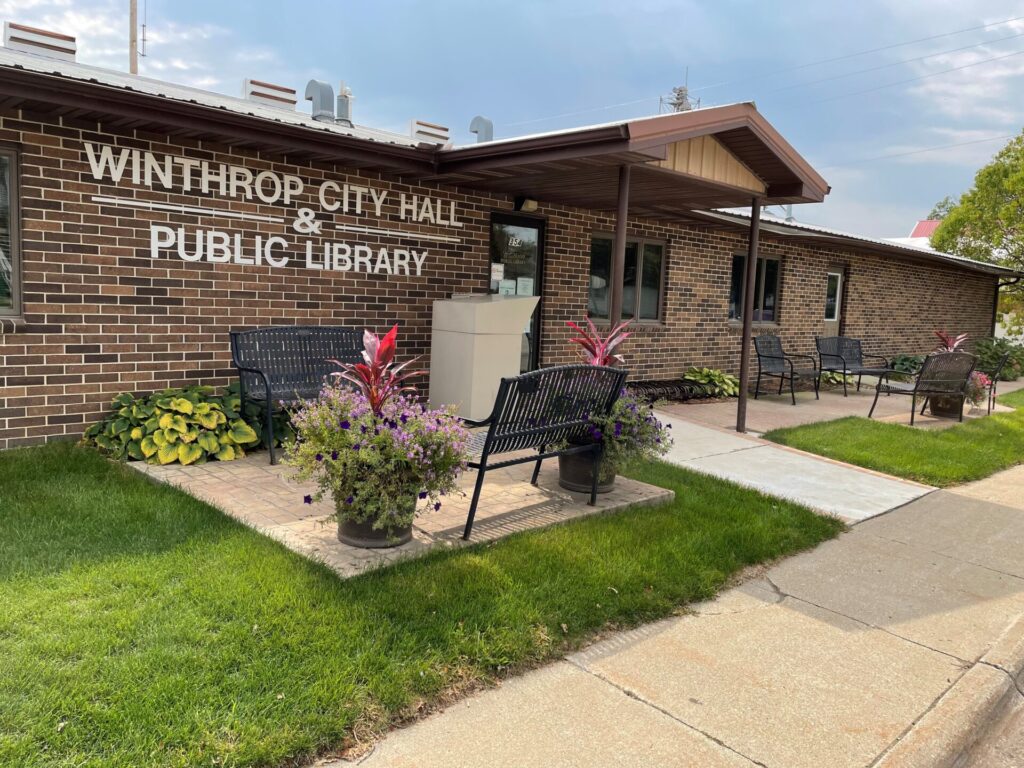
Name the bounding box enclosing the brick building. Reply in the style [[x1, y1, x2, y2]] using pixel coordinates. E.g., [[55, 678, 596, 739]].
[[0, 27, 1016, 449]]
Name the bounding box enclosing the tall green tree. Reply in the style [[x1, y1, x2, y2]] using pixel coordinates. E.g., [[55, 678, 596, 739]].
[[931, 131, 1024, 268]]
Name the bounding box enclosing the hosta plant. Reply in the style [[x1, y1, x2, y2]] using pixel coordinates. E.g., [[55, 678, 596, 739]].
[[566, 317, 631, 366], [683, 366, 740, 397], [82, 385, 261, 465]]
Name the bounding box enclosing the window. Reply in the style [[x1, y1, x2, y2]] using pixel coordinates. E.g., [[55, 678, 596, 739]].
[[0, 150, 16, 317], [588, 235, 664, 321], [824, 271, 842, 321], [729, 254, 780, 322]]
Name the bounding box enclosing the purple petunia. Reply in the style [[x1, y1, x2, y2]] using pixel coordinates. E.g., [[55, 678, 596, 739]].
[[345, 495, 354, 505], [353, 443, 361, 451], [303, 495, 312, 505], [315, 453, 324, 462], [434, 501, 442, 511], [418, 491, 428, 499], [331, 450, 339, 460], [340, 420, 351, 430]]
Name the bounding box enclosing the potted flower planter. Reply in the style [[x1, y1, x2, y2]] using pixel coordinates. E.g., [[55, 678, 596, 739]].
[[557, 449, 615, 494], [928, 394, 966, 419]]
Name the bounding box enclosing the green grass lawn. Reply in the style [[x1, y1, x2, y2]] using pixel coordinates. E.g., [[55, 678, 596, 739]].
[[0, 443, 842, 768], [764, 388, 1024, 487]]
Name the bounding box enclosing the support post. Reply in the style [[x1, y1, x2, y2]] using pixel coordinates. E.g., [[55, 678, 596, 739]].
[[736, 198, 762, 433], [608, 165, 631, 324], [129, 0, 139, 75]]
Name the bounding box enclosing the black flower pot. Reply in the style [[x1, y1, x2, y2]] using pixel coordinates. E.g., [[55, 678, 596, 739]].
[[928, 394, 965, 419], [557, 451, 615, 494], [337, 517, 413, 548]]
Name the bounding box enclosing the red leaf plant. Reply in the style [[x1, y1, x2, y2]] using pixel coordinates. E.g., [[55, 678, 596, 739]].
[[330, 325, 427, 415], [934, 330, 968, 353], [566, 317, 632, 366]]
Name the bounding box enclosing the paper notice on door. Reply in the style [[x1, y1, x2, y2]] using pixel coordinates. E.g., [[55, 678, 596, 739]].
[[490, 263, 505, 282], [516, 277, 534, 296], [498, 279, 517, 296]]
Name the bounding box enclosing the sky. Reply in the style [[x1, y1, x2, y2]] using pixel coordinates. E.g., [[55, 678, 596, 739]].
[[3, 0, 1023, 238]]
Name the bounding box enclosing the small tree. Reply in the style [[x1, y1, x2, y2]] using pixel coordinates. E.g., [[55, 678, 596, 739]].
[[930, 131, 1024, 268]]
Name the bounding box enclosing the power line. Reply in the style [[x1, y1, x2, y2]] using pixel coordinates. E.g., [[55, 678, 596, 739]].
[[691, 14, 1024, 93], [503, 14, 1024, 129], [817, 134, 1014, 170], [766, 29, 1024, 95], [805, 47, 1024, 105]]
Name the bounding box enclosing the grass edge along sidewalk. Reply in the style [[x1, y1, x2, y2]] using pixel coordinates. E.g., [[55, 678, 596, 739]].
[[0, 443, 842, 768], [763, 389, 1024, 487]]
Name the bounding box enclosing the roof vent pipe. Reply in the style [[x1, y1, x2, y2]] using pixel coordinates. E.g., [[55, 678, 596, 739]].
[[3, 22, 76, 61], [336, 81, 354, 127], [304, 79, 335, 122], [469, 115, 493, 143]]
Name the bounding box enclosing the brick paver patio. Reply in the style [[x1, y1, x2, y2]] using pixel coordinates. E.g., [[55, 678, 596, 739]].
[[132, 455, 673, 578]]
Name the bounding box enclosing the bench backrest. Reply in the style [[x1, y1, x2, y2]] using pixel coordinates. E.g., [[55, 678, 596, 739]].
[[481, 364, 627, 456], [916, 351, 976, 395], [816, 336, 864, 370], [754, 334, 786, 373], [230, 326, 364, 396]]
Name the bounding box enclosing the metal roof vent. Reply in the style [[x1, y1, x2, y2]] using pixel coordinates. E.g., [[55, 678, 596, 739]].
[[411, 120, 450, 145], [336, 81, 354, 127], [243, 79, 297, 110], [469, 115, 493, 143], [3, 22, 76, 61], [304, 79, 335, 122]]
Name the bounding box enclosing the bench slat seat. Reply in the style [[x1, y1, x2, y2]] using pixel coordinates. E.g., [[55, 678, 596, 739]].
[[460, 364, 627, 539], [229, 325, 364, 464]]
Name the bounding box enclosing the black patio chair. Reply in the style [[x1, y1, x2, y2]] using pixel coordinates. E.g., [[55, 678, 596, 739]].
[[815, 336, 892, 397], [979, 351, 1011, 414], [869, 351, 976, 426], [753, 334, 819, 405]]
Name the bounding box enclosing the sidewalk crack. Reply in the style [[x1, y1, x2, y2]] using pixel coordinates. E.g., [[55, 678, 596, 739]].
[[567, 659, 767, 767]]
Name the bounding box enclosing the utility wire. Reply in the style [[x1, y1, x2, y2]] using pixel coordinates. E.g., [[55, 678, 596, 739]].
[[804, 47, 1024, 105], [816, 134, 1014, 170], [691, 14, 1024, 93], [766, 29, 1024, 94], [503, 14, 1024, 129]]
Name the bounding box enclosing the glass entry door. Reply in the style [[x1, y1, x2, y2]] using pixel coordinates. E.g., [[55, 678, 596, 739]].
[[489, 213, 544, 372]]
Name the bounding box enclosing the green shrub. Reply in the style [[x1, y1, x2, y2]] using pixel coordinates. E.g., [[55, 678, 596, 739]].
[[887, 353, 925, 382], [683, 366, 740, 397], [819, 371, 855, 387], [82, 384, 273, 465], [974, 337, 1024, 381]]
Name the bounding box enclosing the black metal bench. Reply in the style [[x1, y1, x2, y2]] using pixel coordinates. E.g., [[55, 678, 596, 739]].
[[754, 334, 819, 405], [815, 336, 892, 396], [869, 351, 976, 426], [229, 325, 364, 464], [460, 364, 628, 540]]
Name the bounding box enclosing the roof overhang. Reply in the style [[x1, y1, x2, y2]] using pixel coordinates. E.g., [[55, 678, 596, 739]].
[[688, 209, 1022, 279], [425, 103, 831, 215]]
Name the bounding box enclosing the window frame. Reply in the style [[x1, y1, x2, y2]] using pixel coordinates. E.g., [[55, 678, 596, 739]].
[[587, 232, 667, 324], [824, 270, 843, 322], [729, 253, 782, 324], [0, 147, 20, 319]]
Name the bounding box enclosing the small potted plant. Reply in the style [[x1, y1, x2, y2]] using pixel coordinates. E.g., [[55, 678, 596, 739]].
[[929, 330, 971, 418], [285, 325, 470, 548], [966, 371, 992, 412], [557, 318, 671, 492]]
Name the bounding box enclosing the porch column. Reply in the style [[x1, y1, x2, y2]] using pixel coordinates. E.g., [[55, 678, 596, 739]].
[[608, 165, 631, 324], [736, 197, 762, 433]]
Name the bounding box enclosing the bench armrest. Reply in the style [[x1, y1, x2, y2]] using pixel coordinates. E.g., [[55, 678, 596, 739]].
[[459, 415, 493, 428], [863, 352, 889, 366], [786, 353, 817, 370]]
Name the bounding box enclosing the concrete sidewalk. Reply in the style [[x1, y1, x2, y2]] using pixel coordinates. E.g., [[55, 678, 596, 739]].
[[348, 468, 1024, 768], [655, 412, 931, 522]]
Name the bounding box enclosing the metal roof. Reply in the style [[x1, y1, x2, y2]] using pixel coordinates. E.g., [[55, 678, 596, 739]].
[[0, 46, 419, 147], [695, 209, 1021, 278]]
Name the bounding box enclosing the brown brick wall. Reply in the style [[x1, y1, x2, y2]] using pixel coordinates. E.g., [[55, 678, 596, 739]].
[[0, 111, 998, 448]]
